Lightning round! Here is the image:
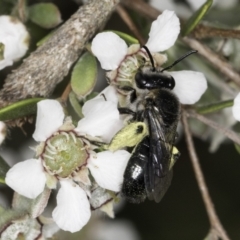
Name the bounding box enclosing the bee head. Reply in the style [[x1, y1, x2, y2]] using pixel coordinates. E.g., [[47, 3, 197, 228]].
[[135, 69, 175, 90], [139, 46, 198, 91]]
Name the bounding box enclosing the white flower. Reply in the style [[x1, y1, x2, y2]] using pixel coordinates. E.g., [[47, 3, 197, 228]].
[[91, 10, 207, 105], [232, 93, 240, 121], [0, 15, 29, 70], [6, 88, 130, 233]]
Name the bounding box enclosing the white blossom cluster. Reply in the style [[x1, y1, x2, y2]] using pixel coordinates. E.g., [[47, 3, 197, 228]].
[[4, 9, 240, 238], [0, 15, 29, 70]]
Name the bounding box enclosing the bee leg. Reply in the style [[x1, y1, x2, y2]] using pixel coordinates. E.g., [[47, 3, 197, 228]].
[[118, 107, 137, 121], [118, 107, 135, 115]]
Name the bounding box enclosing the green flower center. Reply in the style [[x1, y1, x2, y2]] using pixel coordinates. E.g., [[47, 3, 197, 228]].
[[42, 131, 88, 178]]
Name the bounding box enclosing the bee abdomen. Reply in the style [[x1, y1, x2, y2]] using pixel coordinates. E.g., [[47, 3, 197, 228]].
[[122, 137, 149, 203]]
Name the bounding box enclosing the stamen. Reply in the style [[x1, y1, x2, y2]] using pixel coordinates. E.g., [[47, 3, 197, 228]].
[[118, 70, 131, 78], [47, 141, 56, 150], [128, 56, 138, 66], [69, 132, 77, 143], [46, 146, 57, 155], [61, 131, 69, 141], [43, 154, 54, 160]]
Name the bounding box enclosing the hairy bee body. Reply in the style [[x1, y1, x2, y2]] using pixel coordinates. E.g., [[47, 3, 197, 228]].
[[119, 66, 181, 203]]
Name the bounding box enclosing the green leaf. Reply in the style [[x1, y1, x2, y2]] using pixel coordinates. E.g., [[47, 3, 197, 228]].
[[196, 99, 233, 114], [85, 91, 99, 101], [71, 52, 97, 99], [110, 30, 139, 45], [69, 91, 84, 118], [0, 156, 10, 184], [28, 3, 62, 29], [0, 98, 44, 121], [181, 0, 213, 36]]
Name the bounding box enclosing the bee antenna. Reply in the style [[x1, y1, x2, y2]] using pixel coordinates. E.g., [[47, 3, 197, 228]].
[[161, 50, 198, 72], [142, 46, 156, 72]]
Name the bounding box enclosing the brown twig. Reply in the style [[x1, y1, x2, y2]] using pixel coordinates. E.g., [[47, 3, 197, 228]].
[[0, 0, 120, 108], [182, 110, 230, 240], [192, 24, 240, 40], [61, 83, 71, 102], [187, 110, 240, 146], [116, 5, 145, 45], [121, 0, 160, 20], [17, 0, 27, 22], [183, 37, 240, 87]]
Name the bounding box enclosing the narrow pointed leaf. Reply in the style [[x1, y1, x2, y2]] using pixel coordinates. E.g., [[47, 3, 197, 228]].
[[0, 156, 10, 184], [28, 3, 62, 29], [0, 98, 44, 121], [181, 0, 213, 36], [111, 31, 139, 45], [69, 91, 84, 118], [196, 100, 233, 114], [71, 52, 97, 99]]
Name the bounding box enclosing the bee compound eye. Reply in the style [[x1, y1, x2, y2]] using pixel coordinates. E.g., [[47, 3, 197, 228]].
[[169, 77, 175, 90], [135, 72, 147, 88]]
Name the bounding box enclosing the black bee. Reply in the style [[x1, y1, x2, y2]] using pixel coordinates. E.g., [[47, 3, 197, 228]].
[[119, 47, 196, 203]]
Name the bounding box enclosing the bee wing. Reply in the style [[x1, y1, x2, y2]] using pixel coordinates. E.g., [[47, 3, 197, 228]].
[[144, 106, 174, 202], [147, 170, 173, 203], [146, 107, 170, 177]]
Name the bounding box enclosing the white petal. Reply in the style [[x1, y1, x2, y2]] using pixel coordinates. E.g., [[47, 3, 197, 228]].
[[5, 159, 46, 199], [91, 32, 128, 70], [232, 93, 240, 121], [33, 100, 65, 142], [42, 222, 59, 238], [145, 10, 180, 52], [0, 15, 29, 70], [76, 100, 123, 142], [81, 95, 106, 117], [52, 179, 91, 233], [87, 150, 130, 192], [98, 85, 119, 104], [102, 119, 124, 143], [171, 70, 207, 104], [82, 87, 118, 118]]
